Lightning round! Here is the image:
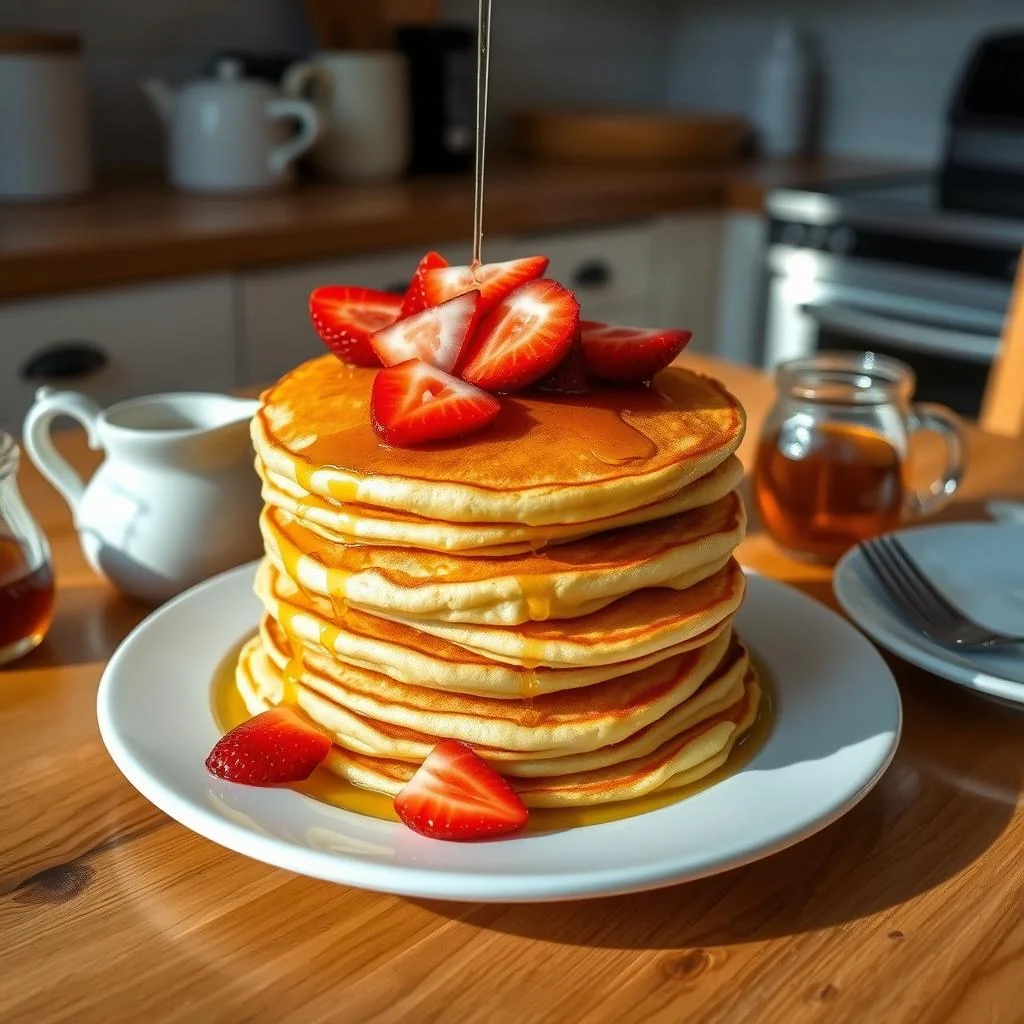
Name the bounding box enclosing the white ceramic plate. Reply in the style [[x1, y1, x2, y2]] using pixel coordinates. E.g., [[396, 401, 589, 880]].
[[834, 522, 1024, 707], [97, 564, 902, 902]]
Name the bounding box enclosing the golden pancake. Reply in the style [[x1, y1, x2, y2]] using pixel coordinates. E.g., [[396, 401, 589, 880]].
[[370, 557, 747, 667], [253, 356, 745, 526], [236, 662, 760, 807], [260, 491, 745, 625], [237, 632, 750, 776], [252, 614, 738, 755], [257, 454, 744, 555], [255, 558, 735, 697], [518, 679, 760, 805]]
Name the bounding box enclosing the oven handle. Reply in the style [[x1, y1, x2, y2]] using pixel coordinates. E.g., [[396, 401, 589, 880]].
[[799, 301, 998, 364]]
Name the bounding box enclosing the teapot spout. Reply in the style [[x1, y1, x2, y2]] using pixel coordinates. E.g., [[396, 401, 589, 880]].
[[141, 77, 174, 123]]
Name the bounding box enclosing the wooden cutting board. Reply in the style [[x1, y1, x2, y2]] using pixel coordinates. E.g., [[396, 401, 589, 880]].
[[514, 109, 749, 165]]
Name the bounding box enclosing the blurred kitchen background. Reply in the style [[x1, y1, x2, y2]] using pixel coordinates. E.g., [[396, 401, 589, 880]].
[[2, 0, 1023, 431]]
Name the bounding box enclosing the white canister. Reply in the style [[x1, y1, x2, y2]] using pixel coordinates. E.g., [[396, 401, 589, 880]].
[[0, 33, 92, 200], [283, 51, 410, 182]]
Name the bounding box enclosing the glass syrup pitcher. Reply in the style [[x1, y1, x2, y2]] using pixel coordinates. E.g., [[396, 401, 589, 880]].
[[0, 430, 55, 665]]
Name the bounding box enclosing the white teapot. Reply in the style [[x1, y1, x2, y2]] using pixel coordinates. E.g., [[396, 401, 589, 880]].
[[143, 58, 320, 193], [23, 388, 264, 605]]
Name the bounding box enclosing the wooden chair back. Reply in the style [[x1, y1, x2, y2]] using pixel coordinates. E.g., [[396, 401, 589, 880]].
[[981, 249, 1024, 437]]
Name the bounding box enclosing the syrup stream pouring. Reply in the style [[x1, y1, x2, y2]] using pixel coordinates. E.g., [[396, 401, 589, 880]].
[[471, 0, 493, 269]]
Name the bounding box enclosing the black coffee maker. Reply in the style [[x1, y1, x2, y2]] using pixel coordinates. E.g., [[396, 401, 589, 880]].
[[396, 25, 475, 175]]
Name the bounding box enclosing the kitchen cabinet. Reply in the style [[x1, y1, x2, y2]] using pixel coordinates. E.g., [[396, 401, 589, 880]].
[[0, 276, 236, 434]]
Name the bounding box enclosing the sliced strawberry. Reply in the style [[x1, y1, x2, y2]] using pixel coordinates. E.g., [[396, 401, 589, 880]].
[[309, 286, 403, 367], [537, 330, 589, 395], [371, 358, 501, 446], [370, 291, 481, 372], [395, 740, 528, 841], [205, 707, 331, 786], [460, 278, 580, 392], [401, 251, 449, 318], [423, 256, 549, 314], [579, 320, 693, 384]]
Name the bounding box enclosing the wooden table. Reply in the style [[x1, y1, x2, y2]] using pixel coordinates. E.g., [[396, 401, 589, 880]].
[[2, 355, 1023, 1024]]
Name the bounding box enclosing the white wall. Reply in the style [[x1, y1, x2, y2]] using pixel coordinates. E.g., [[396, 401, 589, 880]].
[[9, 0, 1019, 168], [3, 0, 670, 168], [666, 0, 1024, 163], [442, 0, 672, 136]]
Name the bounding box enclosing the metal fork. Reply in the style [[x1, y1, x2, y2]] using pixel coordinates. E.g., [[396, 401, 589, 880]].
[[860, 533, 1024, 648]]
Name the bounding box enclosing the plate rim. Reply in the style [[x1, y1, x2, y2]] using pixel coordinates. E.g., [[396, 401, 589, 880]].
[[97, 563, 903, 902], [834, 523, 1024, 704]]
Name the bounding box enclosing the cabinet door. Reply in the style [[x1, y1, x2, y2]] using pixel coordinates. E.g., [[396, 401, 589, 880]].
[[240, 245, 475, 385], [0, 276, 236, 434], [714, 212, 768, 365], [650, 214, 724, 355], [501, 223, 655, 316]]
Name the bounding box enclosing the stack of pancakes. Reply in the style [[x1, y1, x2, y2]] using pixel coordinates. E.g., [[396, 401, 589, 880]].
[[237, 354, 760, 809]]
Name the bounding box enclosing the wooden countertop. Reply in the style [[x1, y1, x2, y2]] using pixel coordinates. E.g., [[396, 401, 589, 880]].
[[3, 355, 1024, 1023], [0, 157, 898, 301]]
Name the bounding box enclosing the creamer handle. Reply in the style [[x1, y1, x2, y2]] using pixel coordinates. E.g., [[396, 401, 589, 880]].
[[22, 387, 104, 519]]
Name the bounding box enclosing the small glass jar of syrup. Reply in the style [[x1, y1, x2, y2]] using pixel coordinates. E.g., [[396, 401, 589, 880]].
[[753, 352, 966, 564], [0, 431, 55, 666]]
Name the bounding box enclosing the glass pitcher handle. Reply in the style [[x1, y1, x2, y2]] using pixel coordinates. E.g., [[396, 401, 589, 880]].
[[905, 401, 967, 517]]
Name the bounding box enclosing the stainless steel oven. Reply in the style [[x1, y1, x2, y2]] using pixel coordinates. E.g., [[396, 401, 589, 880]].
[[762, 175, 1021, 417]]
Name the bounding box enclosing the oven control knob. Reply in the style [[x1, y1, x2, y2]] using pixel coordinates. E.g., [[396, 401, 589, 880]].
[[827, 225, 856, 254]]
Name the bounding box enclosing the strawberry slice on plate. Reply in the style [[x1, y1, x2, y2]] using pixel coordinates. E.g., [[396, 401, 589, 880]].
[[370, 291, 481, 372], [205, 707, 331, 786], [371, 358, 501, 446], [423, 255, 549, 314], [395, 740, 529, 841], [579, 320, 693, 384], [401, 250, 449, 317], [309, 286, 404, 367], [460, 278, 580, 392]]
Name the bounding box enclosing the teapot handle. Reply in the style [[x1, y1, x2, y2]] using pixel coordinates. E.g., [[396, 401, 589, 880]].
[[22, 387, 104, 520], [266, 97, 321, 175]]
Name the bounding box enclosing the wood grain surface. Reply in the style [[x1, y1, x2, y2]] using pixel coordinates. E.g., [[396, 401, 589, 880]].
[[2, 355, 1024, 1024], [0, 157, 900, 300]]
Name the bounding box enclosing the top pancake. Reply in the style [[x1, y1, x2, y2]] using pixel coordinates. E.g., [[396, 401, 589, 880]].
[[254, 355, 745, 525]]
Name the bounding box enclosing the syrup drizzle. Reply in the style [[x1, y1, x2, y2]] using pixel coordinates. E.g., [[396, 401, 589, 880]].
[[471, 0, 493, 267], [587, 412, 660, 466]]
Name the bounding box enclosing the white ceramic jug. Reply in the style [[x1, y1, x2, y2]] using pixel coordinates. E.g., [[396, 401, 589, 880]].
[[143, 58, 320, 193], [23, 388, 263, 605]]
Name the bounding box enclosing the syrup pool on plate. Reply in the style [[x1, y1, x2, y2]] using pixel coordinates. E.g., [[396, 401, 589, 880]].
[[209, 638, 775, 833]]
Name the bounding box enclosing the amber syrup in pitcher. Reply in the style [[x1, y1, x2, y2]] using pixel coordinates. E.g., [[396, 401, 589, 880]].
[[754, 421, 905, 562], [0, 537, 54, 663]]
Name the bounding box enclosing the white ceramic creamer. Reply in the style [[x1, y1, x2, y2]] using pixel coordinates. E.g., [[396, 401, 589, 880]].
[[23, 388, 263, 604]]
